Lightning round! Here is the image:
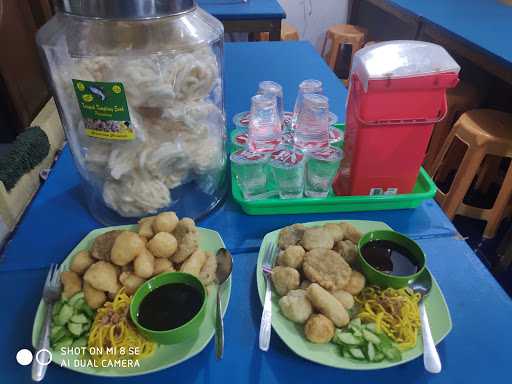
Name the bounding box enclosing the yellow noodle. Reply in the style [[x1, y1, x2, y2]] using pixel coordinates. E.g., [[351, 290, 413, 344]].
[[87, 289, 155, 364], [355, 286, 421, 350]]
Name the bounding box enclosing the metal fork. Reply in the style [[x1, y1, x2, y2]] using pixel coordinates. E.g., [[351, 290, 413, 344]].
[[259, 242, 277, 351], [32, 264, 61, 382]]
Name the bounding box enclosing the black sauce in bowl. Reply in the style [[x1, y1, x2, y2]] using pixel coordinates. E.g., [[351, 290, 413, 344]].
[[361, 240, 419, 276], [137, 283, 203, 331]]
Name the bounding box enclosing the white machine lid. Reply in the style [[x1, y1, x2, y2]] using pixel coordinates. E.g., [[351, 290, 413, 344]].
[[351, 40, 460, 91]]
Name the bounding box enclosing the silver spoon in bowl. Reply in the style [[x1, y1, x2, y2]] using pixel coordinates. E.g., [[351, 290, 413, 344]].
[[409, 269, 442, 373], [215, 248, 233, 360]]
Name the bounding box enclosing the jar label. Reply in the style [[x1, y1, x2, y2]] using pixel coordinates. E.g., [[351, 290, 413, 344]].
[[72, 79, 134, 140]]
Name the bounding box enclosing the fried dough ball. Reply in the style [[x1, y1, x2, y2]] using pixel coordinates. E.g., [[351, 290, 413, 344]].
[[138, 216, 155, 239], [173, 217, 197, 240], [153, 258, 175, 275], [278, 289, 313, 324], [147, 232, 178, 258], [119, 272, 146, 295], [271, 266, 300, 296], [339, 222, 363, 243], [277, 245, 306, 269], [199, 251, 218, 286], [83, 282, 107, 309], [306, 283, 350, 327], [91, 230, 123, 260], [333, 240, 358, 265], [84, 261, 120, 294], [171, 232, 199, 263], [134, 248, 155, 278], [61, 271, 82, 299], [110, 231, 145, 266], [180, 249, 207, 277], [331, 290, 354, 310], [152, 212, 179, 233], [343, 270, 366, 295], [323, 223, 344, 242], [278, 224, 306, 249], [304, 314, 335, 344], [70, 250, 94, 275], [303, 249, 352, 291], [300, 280, 312, 290], [300, 227, 334, 250]]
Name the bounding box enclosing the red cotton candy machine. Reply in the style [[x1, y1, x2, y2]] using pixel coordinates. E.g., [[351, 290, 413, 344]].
[[333, 41, 460, 197]]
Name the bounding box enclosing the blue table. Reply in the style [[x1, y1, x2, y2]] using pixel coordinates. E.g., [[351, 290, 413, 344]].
[[198, 0, 286, 40], [387, 0, 512, 84], [1, 42, 510, 383]]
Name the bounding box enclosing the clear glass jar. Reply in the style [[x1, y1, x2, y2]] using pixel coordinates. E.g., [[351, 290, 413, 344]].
[[37, 0, 226, 225]]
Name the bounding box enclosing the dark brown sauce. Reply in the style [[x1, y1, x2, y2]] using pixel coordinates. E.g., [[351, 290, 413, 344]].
[[361, 240, 419, 276], [137, 283, 203, 331]]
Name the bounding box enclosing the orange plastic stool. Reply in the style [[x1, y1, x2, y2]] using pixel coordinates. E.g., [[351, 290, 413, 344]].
[[259, 21, 299, 41], [432, 109, 512, 238], [424, 81, 481, 175], [321, 24, 367, 70]]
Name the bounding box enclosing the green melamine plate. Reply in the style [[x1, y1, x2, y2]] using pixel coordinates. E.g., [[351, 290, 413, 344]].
[[256, 220, 452, 370], [32, 225, 231, 377]]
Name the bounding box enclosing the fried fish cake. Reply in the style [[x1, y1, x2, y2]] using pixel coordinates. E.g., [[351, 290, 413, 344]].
[[339, 222, 363, 243], [333, 239, 358, 265], [278, 224, 307, 249], [300, 227, 334, 251], [323, 223, 344, 242], [277, 245, 306, 269], [303, 248, 352, 291], [278, 289, 313, 324], [271, 266, 300, 296]]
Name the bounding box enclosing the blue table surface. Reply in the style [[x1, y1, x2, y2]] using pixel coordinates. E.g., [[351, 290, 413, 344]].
[[198, 0, 285, 20], [0, 42, 510, 383], [389, 0, 512, 66]]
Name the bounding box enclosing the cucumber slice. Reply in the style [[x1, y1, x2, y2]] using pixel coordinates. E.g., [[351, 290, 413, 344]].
[[70, 314, 89, 324], [52, 302, 63, 318], [71, 337, 87, 348], [50, 325, 63, 338], [362, 329, 381, 345], [80, 303, 95, 319], [50, 327, 68, 345], [365, 323, 377, 333], [367, 342, 376, 361], [68, 292, 85, 307], [335, 332, 364, 346], [382, 345, 402, 362], [67, 322, 82, 336], [53, 337, 73, 350], [373, 351, 385, 362], [349, 347, 366, 360], [349, 318, 362, 328], [56, 304, 73, 326]]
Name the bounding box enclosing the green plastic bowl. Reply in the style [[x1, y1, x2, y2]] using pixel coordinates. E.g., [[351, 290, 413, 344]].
[[357, 230, 426, 288], [130, 272, 207, 345]]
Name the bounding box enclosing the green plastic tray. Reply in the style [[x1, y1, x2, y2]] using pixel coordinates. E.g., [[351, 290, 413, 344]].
[[229, 125, 437, 215]]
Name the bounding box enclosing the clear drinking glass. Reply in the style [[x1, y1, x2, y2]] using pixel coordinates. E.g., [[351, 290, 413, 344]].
[[292, 79, 323, 129], [247, 94, 282, 152], [305, 147, 343, 197], [230, 149, 270, 200], [270, 146, 305, 199], [257, 81, 284, 124], [294, 93, 330, 151]]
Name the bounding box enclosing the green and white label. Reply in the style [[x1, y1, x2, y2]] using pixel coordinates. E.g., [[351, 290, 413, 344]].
[[72, 79, 134, 140]]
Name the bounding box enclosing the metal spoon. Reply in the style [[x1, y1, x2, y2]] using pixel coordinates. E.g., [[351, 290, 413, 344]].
[[215, 248, 233, 360], [409, 270, 442, 374]]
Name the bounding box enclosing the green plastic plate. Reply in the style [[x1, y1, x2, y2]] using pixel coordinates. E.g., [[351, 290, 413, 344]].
[[230, 124, 436, 215], [256, 220, 452, 370], [32, 225, 231, 377]]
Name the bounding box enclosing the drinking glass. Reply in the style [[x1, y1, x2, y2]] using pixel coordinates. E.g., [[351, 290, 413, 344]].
[[305, 147, 343, 197], [230, 149, 270, 200], [294, 93, 330, 151], [257, 81, 284, 124], [292, 79, 323, 129], [270, 146, 305, 199], [247, 94, 282, 152]]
